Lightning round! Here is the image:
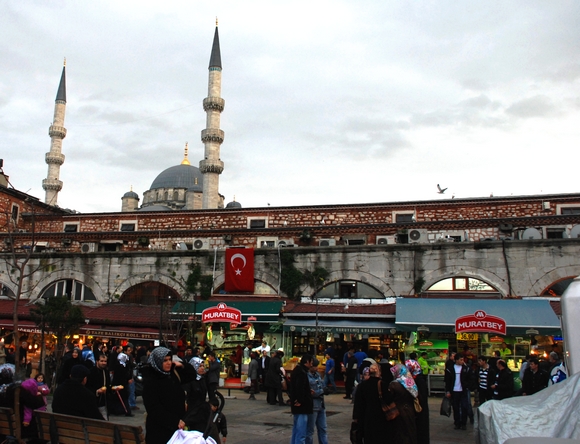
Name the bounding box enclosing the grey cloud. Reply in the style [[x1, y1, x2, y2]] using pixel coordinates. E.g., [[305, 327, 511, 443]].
[[505, 95, 559, 118], [459, 94, 501, 111], [542, 64, 580, 83]]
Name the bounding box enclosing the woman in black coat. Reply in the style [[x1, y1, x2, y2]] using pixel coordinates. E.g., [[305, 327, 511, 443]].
[[142, 347, 187, 444], [352, 361, 395, 443], [265, 350, 285, 406]]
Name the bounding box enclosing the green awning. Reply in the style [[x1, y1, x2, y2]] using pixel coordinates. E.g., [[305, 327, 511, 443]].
[[171, 300, 283, 323], [283, 319, 396, 335], [395, 298, 561, 335]]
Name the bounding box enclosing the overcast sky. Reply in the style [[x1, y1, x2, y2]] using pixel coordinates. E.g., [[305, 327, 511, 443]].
[[1, 1, 579, 213]]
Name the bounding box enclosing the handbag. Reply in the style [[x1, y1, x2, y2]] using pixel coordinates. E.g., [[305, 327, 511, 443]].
[[414, 397, 422, 413], [378, 380, 399, 421], [440, 396, 452, 417]]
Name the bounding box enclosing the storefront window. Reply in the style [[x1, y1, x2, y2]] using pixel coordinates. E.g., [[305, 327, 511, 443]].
[[313, 280, 384, 299], [427, 277, 497, 293]]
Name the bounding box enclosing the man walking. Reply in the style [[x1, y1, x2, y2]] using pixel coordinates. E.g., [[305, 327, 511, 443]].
[[289, 354, 314, 444], [207, 352, 221, 402], [86, 352, 112, 420], [323, 353, 337, 394], [306, 358, 328, 444], [444, 354, 472, 431]]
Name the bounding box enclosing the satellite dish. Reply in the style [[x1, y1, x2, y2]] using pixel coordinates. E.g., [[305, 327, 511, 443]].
[[409, 230, 422, 241], [522, 228, 542, 240], [570, 225, 580, 238]]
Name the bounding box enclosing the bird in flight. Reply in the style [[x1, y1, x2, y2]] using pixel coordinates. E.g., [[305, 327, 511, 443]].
[[437, 184, 447, 194]]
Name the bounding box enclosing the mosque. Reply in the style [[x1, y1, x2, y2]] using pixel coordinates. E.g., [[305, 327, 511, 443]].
[[42, 24, 238, 213]]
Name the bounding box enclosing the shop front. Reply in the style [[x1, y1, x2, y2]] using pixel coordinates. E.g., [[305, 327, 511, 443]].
[[396, 298, 562, 392]]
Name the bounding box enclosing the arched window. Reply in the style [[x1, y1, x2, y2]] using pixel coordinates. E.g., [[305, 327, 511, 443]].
[[541, 277, 575, 297], [313, 280, 384, 299], [120, 281, 180, 305], [424, 277, 500, 298], [41, 279, 96, 302]]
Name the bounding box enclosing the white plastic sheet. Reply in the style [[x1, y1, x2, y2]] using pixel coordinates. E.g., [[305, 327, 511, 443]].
[[476, 372, 580, 444], [166, 430, 218, 444]]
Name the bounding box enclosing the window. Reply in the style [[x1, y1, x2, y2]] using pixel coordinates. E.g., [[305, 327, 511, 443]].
[[314, 280, 384, 299], [559, 207, 580, 215], [41, 279, 96, 301], [546, 228, 565, 239], [395, 213, 415, 223], [120, 223, 136, 232], [257, 236, 277, 248], [247, 218, 267, 229], [344, 238, 365, 246], [427, 277, 497, 293], [11, 205, 18, 221], [63, 224, 78, 233]]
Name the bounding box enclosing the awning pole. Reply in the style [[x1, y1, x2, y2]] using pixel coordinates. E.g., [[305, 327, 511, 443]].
[[211, 247, 218, 294]]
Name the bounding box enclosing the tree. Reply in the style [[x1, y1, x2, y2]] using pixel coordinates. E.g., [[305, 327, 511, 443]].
[[30, 296, 84, 383]]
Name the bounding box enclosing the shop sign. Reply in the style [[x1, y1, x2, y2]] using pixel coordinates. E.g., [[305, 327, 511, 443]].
[[82, 329, 159, 340], [418, 341, 433, 346], [489, 336, 505, 343], [202, 303, 242, 324], [292, 325, 388, 334], [455, 310, 506, 335]]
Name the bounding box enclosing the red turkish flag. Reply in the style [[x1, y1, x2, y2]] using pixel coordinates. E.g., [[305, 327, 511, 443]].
[[225, 248, 254, 292]]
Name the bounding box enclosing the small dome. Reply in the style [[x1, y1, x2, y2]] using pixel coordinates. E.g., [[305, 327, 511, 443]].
[[150, 164, 203, 192], [226, 200, 242, 209], [123, 190, 139, 199]]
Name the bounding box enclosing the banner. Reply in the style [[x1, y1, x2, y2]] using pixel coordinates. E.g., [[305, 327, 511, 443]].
[[455, 310, 506, 335], [224, 248, 254, 292]]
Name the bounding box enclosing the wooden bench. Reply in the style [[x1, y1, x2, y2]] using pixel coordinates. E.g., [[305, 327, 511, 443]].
[[0, 407, 19, 443], [222, 381, 246, 398], [35, 410, 144, 444]]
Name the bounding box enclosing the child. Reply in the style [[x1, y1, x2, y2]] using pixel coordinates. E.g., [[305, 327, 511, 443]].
[[209, 398, 227, 444], [35, 373, 50, 410]]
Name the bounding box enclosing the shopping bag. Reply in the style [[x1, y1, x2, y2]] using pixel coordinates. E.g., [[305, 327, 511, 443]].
[[166, 429, 217, 444], [440, 396, 452, 417]]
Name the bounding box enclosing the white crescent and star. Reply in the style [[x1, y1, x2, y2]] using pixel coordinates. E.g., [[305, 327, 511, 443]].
[[230, 253, 247, 276]]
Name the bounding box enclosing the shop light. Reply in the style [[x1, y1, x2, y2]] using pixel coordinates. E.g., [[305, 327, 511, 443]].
[[526, 328, 539, 335], [417, 325, 430, 332]]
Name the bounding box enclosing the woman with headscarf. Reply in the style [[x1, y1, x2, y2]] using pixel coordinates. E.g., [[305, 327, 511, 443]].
[[352, 361, 395, 443], [59, 347, 82, 383], [389, 364, 419, 444], [406, 358, 429, 444], [182, 357, 221, 443], [143, 347, 187, 444], [110, 351, 132, 416]]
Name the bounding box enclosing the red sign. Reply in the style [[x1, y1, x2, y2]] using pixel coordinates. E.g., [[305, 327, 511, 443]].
[[202, 303, 242, 324], [225, 248, 255, 292], [455, 310, 506, 335]]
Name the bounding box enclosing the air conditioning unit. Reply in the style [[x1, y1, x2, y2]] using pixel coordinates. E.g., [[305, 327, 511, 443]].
[[192, 238, 210, 250], [376, 235, 396, 245], [277, 239, 295, 247], [80, 243, 97, 253], [408, 229, 429, 244], [319, 239, 336, 247]]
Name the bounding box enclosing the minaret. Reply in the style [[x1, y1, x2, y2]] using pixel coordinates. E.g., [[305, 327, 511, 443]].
[[200, 20, 225, 209], [42, 60, 67, 206]]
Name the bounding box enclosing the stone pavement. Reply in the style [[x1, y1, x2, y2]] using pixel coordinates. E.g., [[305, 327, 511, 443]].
[[105, 391, 475, 444]]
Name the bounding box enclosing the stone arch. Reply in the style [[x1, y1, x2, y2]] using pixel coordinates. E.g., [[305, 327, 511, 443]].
[[112, 273, 187, 302], [529, 266, 580, 296], [29, 269, 104, 302], [420, 267, 509, 297], [121, 281, 180, 304]]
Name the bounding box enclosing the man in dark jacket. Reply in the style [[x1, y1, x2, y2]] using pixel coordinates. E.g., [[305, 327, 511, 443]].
[[86, 352, 111, 420], [491, 359, 514, 400], [52, 365, 103, 420], [206, 352, 221, 402], [521, 357, 549, 396], [289, 354, 313, 444], [444, 354, 473, 430]]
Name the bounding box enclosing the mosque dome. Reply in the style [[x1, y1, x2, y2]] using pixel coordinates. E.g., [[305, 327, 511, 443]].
[[138, 204, 173, 212], [123, 190, 139, 199], [150, 164, 203, 192], [226, 200, 242, 209]]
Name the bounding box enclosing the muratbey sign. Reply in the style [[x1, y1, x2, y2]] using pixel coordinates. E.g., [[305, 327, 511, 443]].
[[455, 310, 507, 335], [202, 303, 242, 324]]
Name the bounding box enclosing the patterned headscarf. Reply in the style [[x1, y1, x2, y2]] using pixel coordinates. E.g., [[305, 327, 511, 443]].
[[148, 347, 172, 375], [391, 363, 418, 398], [190, 356, 205, 380], [405, 359, 422, 378]]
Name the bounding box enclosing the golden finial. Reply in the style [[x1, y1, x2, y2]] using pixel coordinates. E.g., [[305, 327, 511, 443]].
[[63, 57, 66, 67], [130, 185, 133, 191], [216, 17, 218, 27], [181, 142, 191, 165]]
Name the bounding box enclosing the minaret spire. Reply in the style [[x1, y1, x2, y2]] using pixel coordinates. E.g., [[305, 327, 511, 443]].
[[42, 61, 67, 206], [181, 142, 191, 165], [200, 23, 225, 209]]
